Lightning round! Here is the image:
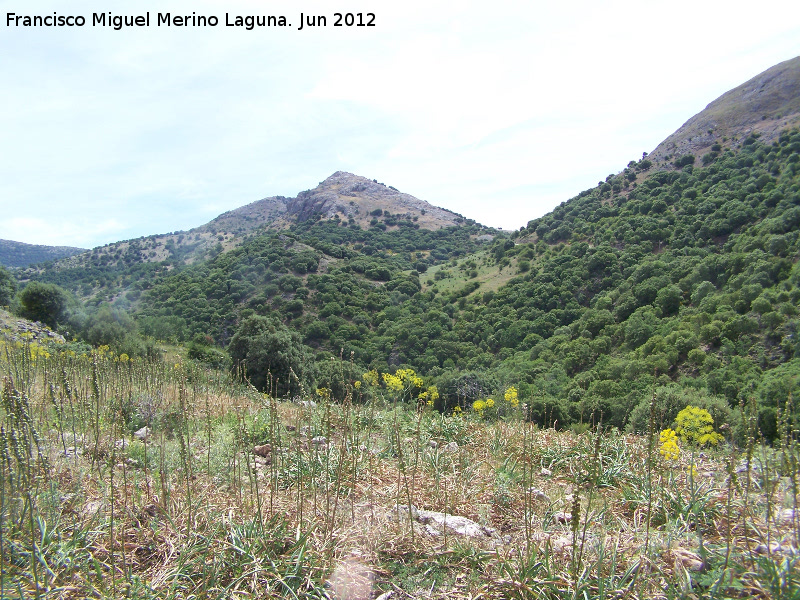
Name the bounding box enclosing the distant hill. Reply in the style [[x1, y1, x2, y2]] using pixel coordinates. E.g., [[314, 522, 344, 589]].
[[0, 239, 86, 268], [15, 57, 800, 436], [200, 171, 463, 235], [648, 56, 800, 167], [18, 172, 482, 303], [26, 172, 466, 277]]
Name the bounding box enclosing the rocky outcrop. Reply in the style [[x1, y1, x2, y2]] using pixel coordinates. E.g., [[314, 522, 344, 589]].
[[648, 56, 800, 165], [223, 171, 464, 228], [0, 309, 66, 344]]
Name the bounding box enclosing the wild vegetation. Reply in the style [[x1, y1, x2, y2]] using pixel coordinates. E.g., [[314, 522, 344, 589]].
[[1, 337, 798, 599], [2, 56, 800, 596], [0, 240, 85, 269], [8, 128, 799, 443]]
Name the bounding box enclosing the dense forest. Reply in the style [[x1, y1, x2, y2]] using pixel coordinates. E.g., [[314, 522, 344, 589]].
[[4, 128, 800, 439]]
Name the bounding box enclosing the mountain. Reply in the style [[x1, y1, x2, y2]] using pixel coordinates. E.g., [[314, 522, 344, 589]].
[[648, 56, 800, 167], [17, 172, 487, 304], [0, 239, 86, 268], [19, 172, 467, 285], [200, 171, 464, 234], [15, 58, 800, 437]]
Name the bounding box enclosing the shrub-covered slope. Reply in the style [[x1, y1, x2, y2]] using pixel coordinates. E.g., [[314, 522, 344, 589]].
[[19, 172, 465, 303], [126, 130, 800, 433]]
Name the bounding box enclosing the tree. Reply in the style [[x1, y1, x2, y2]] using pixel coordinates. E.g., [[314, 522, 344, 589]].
[[655, 284, 682, 316], [82, 304, 136, 348], [0, 265, 16, 306], [18, 282, 68, 328], [228, 315, 317, 397]]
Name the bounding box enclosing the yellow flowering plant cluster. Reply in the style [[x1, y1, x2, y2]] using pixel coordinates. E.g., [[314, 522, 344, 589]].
[[472, 397, 497, 419], [361, 367, 434, 407], [28, 342, 51, 362], [361, 369, 379, 387], [417, 385, 439, 408], [659, 428, 681, 462], [382, 372, 404, 392], [504, 386, 519, 408], [674, 405, 724, 447], [472, 386, 519, 420], [0, 339, 54, 363], [380, 368, 424, 394]]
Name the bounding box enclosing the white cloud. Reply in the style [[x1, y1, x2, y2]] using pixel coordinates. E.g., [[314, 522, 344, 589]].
[[1, 0, 799, 244]]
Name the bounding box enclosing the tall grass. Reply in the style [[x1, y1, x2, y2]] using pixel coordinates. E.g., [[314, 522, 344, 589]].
[[0, 337, 797, 599]]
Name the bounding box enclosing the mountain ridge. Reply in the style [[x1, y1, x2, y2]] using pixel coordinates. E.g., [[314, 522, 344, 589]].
[[16, 172, 470, 281], [648, 56, 800, 166], [7, 57, 800, 438], [0, 239, 86, 268], [197, 171, 464, 235]]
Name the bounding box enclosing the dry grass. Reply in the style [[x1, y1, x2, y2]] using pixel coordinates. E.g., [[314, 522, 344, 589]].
[[1, 341, 798, 599]]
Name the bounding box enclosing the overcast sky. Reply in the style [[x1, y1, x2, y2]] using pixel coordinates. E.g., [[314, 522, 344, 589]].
[[1, 0, 799, 248]]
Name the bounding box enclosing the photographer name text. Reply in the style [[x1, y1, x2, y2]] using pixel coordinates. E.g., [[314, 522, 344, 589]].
[[5, 11, 376, 32]]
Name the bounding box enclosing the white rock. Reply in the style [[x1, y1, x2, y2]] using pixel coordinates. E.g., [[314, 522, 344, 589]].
[[393, 504, 495, 538], [416, 508, 496, 538], [528, 487, 549, 501], [550, 536, 573, 554], [673, 548, 704, 572], [553, 511, 571, 524], [134, 427, 151, 441], [540, 467, 552, 477], [82, 500, 103, 517], [443, 441, 459, 453]]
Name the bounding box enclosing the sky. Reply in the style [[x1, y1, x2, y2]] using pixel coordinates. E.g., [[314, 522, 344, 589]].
[[1, 0, 799, 249]]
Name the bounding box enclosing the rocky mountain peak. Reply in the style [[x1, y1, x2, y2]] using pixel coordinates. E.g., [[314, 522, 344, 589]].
[[648, 56, 800, 165]]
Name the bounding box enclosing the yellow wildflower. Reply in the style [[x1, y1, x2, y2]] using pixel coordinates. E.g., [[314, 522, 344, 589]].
[[382, 372, 404, 392], [675, 406, 723, 447], [473, 399, 486, 413], [659, 428, 680, 462], [485, 398, 495, 408], [362, 370, 379, 387], [504, 386, 519, 407]]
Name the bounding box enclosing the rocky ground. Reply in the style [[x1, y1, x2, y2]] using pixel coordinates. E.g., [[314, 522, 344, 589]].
[[0, 307, 66, 344]]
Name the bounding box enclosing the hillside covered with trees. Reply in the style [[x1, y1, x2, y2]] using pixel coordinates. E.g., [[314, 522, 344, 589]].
[[4, 126, 796, 441], [4, 55, 800, 441]]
